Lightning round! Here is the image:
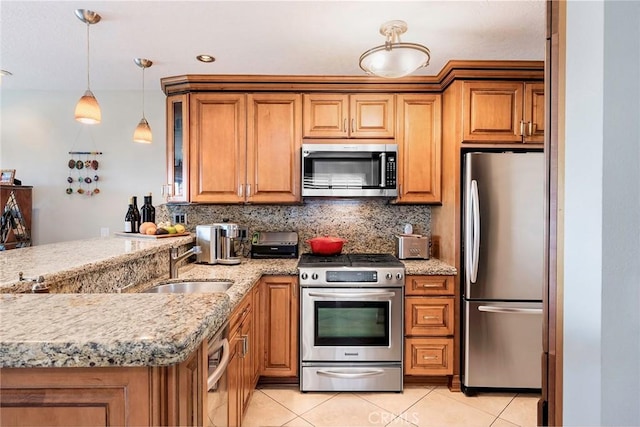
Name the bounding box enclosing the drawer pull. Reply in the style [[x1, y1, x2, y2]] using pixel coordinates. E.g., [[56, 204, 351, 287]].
[[422, 355, 438, 360], [421, 283, 441, 288], [422, 315, 438, 320]]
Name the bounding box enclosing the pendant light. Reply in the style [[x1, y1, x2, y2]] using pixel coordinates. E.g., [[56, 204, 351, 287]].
[[74, 9, 102, 124], [133, 58, 153, 144], [359, 20, 430, 79]]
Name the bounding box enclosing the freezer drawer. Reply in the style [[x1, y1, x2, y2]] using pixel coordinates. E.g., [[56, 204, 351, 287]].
[[464, 301, 542, 389]]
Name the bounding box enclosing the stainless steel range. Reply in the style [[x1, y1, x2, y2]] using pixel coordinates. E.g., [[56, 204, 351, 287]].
[[298, 253, 405, 392]]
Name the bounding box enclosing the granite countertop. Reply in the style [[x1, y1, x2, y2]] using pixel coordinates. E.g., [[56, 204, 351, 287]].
[[0, 293, 229, 368], [0, 237, 455, 370], [0, 234, 194, 293]]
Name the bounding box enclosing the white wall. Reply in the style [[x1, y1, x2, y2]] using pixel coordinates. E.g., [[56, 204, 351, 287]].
[[563, 1, 640, 425], [0, 89, 166, 244]]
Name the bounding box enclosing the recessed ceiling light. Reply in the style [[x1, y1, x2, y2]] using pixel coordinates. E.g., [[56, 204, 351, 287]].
[[196, 55, 216, 63]]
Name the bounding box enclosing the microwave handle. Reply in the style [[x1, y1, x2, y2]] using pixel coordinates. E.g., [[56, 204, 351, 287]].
[[380, 152, 386, 188]]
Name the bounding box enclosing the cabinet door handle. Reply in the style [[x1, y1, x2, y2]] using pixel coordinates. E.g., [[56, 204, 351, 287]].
[[520, 120, 525, 138], [241, 335, 249, 357], [246, 184, 251, 197], [238, 184, 244, 197], [343, 118, 347, 132], [351, 118, 355, 133], [528, 121, 533, 136]]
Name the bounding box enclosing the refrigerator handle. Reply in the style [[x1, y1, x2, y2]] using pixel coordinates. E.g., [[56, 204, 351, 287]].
[[470, 179, 480, 283], [478, 305, 543, 315], [464, 177, 473, 288]]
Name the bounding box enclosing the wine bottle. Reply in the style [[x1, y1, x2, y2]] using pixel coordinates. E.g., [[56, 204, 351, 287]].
[[124, 198, 136, 233], [141, 193, 155, 224], [132, 196, 141, 233]]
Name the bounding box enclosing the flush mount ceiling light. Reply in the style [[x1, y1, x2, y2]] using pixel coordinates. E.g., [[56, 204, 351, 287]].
[[359, 20, 430, 79], [74, 9, 102, 124], [196, 54, 216, 63], [133, 58, 153, 144]]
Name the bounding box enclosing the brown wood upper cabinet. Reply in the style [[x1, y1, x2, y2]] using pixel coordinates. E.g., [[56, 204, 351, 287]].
[[302, 94, 395, 138], [395, 94, 442, 204], [462, 81, 544, 144], [166, 94, 189, 202], [182, 93, 301, 204]]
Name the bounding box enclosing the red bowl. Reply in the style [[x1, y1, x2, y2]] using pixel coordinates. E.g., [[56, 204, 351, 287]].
[[307, 236, 346, 256]]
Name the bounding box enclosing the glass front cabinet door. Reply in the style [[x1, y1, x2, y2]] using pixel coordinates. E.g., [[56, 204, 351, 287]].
[[166, 94, 189, 202]]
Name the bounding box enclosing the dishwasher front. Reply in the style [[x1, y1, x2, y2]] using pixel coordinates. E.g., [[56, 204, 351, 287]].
[[207, 322, 230, 427]]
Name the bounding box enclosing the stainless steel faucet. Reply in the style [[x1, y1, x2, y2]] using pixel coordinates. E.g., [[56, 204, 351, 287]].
[[18, 272, 49, 293], [169, 245, 202, 279]]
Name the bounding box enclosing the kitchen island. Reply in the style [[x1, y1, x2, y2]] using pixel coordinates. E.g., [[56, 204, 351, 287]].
[[0, 235, 455, 426]]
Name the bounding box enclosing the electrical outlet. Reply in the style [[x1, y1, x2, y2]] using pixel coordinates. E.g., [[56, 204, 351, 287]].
[[173, 213, 187, 224]]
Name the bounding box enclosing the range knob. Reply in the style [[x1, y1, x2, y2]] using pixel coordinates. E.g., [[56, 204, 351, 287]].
[[396, 273, 403, 280], [311, 273, 319, 280], [301, 273, 308, 280], [385, 273, 393, 280]]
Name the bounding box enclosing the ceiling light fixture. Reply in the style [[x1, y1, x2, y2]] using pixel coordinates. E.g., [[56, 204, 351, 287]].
[[196, 54, 216, 63], [359, 20, 430, 79], [0, 70, 12, 85], [74, 9, 102, 124], [133, 58, 153, 144]]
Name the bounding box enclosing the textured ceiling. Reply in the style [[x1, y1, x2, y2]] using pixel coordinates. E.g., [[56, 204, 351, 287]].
[[1, 1, 546, 91]]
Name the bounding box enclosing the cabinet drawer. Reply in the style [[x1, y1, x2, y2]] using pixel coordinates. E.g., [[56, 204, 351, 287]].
[[405, 276, 454, 296], [404, 338, 454, 375], [229, 295, 251, 332], [405, 297, 454, 336]]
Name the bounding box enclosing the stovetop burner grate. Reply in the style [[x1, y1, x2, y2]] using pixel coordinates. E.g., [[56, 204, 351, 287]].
[[298, 253, 403, 268]]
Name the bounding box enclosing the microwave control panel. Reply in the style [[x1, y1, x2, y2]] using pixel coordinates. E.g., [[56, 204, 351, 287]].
[[386, 155, 397, 188]]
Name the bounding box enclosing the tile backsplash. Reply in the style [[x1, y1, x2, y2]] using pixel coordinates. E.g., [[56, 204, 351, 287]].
[[159, 200, 430, 254]]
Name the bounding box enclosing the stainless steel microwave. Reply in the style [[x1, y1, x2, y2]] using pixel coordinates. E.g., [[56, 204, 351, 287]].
[[301, 142, 398, 197]]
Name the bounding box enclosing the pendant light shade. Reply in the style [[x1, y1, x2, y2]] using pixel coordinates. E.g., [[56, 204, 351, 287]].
[[133, 58, 153, 144], [133, 118, 152, 144], [75, 90, 101, 124], [75, 9, 101, 124], [359, 20, 430, 79]]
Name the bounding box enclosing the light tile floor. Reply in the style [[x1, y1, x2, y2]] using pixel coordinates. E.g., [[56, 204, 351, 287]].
[[241, 386, 540, 427]]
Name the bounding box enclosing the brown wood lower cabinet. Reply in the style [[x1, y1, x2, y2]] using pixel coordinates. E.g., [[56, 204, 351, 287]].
[[260, 276, 298, 378], [0, 341, 208, 427], [404, 275, 456, 380], [227, 291, 254, 427]]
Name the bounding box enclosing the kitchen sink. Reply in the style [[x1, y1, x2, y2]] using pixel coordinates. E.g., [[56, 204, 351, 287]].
[[144, 280, 233, 294]]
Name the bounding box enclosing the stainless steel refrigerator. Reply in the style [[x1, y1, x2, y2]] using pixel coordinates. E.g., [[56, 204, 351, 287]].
[[462, 151, 544, 391]]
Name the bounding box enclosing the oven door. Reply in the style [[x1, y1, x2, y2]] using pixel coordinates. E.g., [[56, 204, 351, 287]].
[[301, 287, 403, 362]]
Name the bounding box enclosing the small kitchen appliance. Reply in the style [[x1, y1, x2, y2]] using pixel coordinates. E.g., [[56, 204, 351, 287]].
[[250, 231, 299, 259], [298, 253, 405, 392], [395, 234, 430, 260], [196, 223, 247, 265]]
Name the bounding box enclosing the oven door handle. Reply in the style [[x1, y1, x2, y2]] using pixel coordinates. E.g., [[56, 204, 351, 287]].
[[316, 369, 385, 379], [307, 291, 396, 299]]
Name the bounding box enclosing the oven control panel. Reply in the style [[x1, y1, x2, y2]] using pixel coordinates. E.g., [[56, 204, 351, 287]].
[[299, 267, 404, 287]]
